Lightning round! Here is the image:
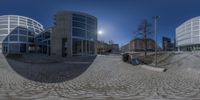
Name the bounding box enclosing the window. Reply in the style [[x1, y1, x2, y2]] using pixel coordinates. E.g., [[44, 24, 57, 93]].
[[40, 28, 43, 32], [73, 14, 86, 23], [89, 41, 95, 54], [192, 31, 199, 36], [4, 37, 8, 42], [48, 40, 50, 45], [72, 28, 86, 38], [87, 17, 96, 25], [10, 25, 18, 28], [20, 44, 26, 53], [34, 25, 39, 28], [43, 41, 48, 46], [33, 21, 37, 25], [87, 31, 96, 40], [0, 16, 8, 20], [0, 25, 8, 29], [0, 30, 8, 34], [27, 19, 32, 23], [87, 25, 96, 32], [73, 21, 85, 29], [10, 29, 18, 34], [10, 16, 18, 20], [9, 35, 18, 41], [44, 32, 50, 39], [10, 21, 18, 25], [35, 29, 40, 33], [19, 19, 26, 23], [38, 24, 41, 27], [28, 37, 34, 42], [19, 22, 26, 26], [42, 46, 47, 54], [87, 40, 90, 54], [28, 23, 33, 27], [28, 27, 34, 31], [0, 21, 8, 24], [83, 40, 87, 54], [2, 44, 8, 53], [10, 18, 18, 21], [192, 26, 199, 30], [19, 30, 27, 35], [19, 36, 27, 42], [72, 38, 82, 55], [28, 31, 34, 37], [0, 36, 5, 42]]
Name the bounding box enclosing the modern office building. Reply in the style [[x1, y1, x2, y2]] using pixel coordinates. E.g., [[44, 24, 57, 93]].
[[0, 15, 44, 54], [51, 11, 97, 57], [162, 37, 174, 51], [0, 11, 97, 57], [176, 16, 200, 51]]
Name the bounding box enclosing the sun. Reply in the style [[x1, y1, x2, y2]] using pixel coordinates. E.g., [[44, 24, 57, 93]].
[[98, 30, 103, 35]]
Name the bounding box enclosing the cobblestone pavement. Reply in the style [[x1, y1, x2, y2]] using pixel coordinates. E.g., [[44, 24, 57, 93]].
[[0, 53, 200, 100]]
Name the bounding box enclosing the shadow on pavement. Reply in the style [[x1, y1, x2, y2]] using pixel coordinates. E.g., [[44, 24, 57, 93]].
[[5, 54, 96, 83]]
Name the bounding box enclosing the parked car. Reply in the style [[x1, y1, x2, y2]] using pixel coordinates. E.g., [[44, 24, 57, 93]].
[[122, 53, 140, 65]]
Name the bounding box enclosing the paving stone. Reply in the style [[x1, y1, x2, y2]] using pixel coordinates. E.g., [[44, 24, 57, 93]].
[[0, 53, 200, 99]]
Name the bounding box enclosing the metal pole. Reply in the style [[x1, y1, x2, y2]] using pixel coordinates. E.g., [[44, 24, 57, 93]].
[[155, 18, 157, 67], [153, 16, 159, 67]]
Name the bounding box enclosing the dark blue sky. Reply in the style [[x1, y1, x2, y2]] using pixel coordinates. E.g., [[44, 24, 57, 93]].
[[1, 0, 200, 47]]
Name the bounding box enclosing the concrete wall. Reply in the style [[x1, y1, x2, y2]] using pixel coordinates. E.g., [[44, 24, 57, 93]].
[[51, 12, 72, 57]]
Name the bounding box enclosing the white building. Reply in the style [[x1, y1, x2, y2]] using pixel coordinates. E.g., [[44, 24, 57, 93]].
[[0, 15, 44, 54], [176, 16, 200, 51]]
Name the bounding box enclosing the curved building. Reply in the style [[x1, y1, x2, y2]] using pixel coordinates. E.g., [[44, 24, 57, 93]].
[[52, 11, 97, 57], [176, 16, 200, 51], [0, 15, 44, 54]]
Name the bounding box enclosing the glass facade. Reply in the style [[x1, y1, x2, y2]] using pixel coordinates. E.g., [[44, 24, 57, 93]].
[[72, 14, 97, 56], [0, 15, 44, 54], [72, 28, 86, 38], [72, 38, 82, 55], [35, 28, 51, 55]]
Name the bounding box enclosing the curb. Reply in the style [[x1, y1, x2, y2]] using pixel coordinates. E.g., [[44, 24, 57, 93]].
[[141, 65, 167, 72]]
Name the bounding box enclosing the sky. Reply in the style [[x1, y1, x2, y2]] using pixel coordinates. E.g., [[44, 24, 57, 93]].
[[1, 0, 200, 47]]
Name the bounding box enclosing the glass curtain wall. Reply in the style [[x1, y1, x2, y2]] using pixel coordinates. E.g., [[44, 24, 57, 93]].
[[72, 14, 96, 56]]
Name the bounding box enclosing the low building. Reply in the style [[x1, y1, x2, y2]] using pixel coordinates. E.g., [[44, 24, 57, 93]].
[[96, 41, 111, 54], [111, 44, 119, 53], [121, 38, 157, 53], [129, 38, 155, 52], [120, 43, 130, 53], [97, 41, 119, 54]]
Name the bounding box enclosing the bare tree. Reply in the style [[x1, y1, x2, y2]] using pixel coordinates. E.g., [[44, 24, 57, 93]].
[[134, 19, 152, 57]]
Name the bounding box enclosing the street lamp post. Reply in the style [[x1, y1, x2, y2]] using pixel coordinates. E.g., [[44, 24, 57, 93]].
[[153, 16, 160, 67]]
